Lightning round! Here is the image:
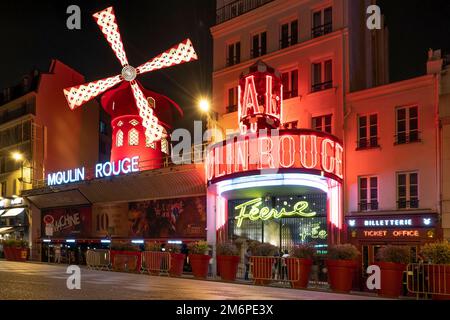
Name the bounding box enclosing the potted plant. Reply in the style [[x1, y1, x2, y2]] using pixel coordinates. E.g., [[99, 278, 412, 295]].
[[326, 244, 359, 293], [188, 241, 211, 279], [143, 242, 163, 275], [250, 242, 278, 285], [110, 241, 142, 273], [421, 241, 450, 300], [288, 244, 316, 289], [216, 242, 240, 281], [166, 244, 185, 277], [376, 245, 410, 298]]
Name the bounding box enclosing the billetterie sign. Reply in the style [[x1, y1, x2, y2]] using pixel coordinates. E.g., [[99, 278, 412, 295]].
[[47, 156, 139, 186], [206, 130, 343, 184]]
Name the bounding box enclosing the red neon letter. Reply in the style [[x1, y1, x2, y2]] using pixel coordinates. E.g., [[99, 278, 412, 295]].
[[279, 135, 295, 168], [334, 143, 343, 179], [240, 76, 261, 120], [321, 138, 335, 173], [257, 136, 275, 169], [299, 135, 318, 169]]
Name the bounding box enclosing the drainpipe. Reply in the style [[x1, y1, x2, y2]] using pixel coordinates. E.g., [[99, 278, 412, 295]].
[[434, 72, 443, 238]]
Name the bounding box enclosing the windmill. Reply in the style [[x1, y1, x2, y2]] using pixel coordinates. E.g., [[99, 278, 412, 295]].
[[63, 6, 198, 148]]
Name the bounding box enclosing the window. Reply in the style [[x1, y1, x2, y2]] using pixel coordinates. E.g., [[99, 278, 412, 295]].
[[312, 115, 332, 133], [280, 20, 298, 49], [0, 157, 5, 174], [99, 141, 107, 154], [161, 138, 169, 154], [281, 70, 298, 99], [227, 87, 238, 113], [116, 130, 124, 147], [99, 121, 107, 134], [358, 114, 379, 149], [128, 128, 139, 146], [312, 6, 333, 38], [227, 42, 241, 66], [397, 172, 419, 209], [282, 121, 298, 129], [312, 59, 332, 92], [129, 119, 139, 126], [396, 106, 419, 144], [251, 32, 267, 58], [359, 176, 378, 211], [1, 181, 6, 198]]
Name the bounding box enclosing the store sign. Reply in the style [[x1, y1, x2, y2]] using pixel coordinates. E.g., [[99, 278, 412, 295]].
[[234, 198, 317, 227], [47, 156, 140, 186], [362, 230, 421, 238], [347, 216, 436, 228], [41, 207, 91, 238], [206, 130, 343, 184]]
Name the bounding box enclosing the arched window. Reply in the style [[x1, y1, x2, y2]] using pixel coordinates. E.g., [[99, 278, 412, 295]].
[[116, 130, 123, 147], [128, 128, 139, 146]]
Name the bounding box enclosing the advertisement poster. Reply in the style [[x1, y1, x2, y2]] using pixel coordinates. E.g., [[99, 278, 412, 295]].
[[128, 196, 206, 238], [41, 206, 92, 238], [92, 203, 129, 237]]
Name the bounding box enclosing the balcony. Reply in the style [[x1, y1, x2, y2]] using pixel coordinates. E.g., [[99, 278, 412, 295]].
[[250, 47, 267, 59], [359, 201, 379, 212], [311, 23, 333, 38], [216, 0, 274, 25], [279, 36, 298, 50], [357, 137, 380, 150], [311, 81, 333, 93], [394, 132, 421, 145], [226, 104, 238, 113], [397, 199, 419, 210], [226, 55, 241, 67], [283, 90, 299, 100]]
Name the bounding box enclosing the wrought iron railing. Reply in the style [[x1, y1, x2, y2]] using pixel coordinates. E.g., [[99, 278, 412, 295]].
[[358, 201, 379, 212], [394, 132, 421, 145], [397, 199, 420, 210], [216, 0, 274, 24], [311, 23, 333, 38], [312, 81, 333, 92], [279, 36, 298, 50], [357, 137, 380, 150]]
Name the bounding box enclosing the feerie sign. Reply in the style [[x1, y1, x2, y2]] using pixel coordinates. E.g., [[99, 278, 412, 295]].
[[47, 156, 139, 186]]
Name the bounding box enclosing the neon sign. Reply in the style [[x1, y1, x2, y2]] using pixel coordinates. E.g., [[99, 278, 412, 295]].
[[234, 198, 317, 227], [299, 223, 327, 242], [362, 230, 421, 238], [47, 156, 140, 186], [206, 130, 343, 184]]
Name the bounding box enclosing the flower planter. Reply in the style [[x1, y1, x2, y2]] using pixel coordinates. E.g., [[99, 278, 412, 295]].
[[428, 265, 450, 300], [169, 253, 186, 277], [326, 260, 357, 293], [377, 262, 406, 298], [110, 250, 142, 273], [4, 247, 27, 262], [251, 257, 276, 285], [217, 255, 240, 281], [287, 258, 313, 289], [188, 254, 211, 279]]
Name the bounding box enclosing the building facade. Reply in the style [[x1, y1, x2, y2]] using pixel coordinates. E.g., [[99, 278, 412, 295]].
[[208, 0, 448, 282], [0, 59, 109, 247]]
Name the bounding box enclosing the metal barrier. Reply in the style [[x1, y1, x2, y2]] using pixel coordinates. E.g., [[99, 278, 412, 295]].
[[86, 250, 111, 271], [141, 251, 171, 276], [250, 257, 300, 286], [406, 263, 450, 298]]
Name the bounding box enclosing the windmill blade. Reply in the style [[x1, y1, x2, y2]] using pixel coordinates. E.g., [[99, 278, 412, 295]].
[[130, 81, 164, 143], [93, 6, 129, 67], [64, 74, 123, 110], [136, 39, 198, 75]]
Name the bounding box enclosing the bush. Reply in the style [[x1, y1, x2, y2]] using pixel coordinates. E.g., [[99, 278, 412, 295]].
[[3, 239, 28, 248], [216, 242, 239, 256], [376, 245, 411, 264], [290, 244, 316, 259], [328, 244, 359, 260], [251, 242, 278, 257], [111, 242, 140, 252], [421, 241, 450, 264], [165, 244, 181, 254], [188, 241, 210, 255], [145, 242, 161, 252]]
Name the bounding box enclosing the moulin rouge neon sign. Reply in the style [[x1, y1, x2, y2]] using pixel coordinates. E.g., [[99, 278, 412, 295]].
[[234, 198, 317, 227]]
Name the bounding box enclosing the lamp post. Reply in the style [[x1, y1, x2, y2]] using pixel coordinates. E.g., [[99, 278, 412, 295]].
[[197, 97, 222, 143], [11, 152, 28, 195]]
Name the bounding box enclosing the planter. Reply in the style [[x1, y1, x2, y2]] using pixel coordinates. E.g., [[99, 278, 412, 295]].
[[326, 260, 357, 293], [377, 262, 406, 298], [188, 254, 211, 279], [428, 265, 450, 300], [4, 247, 27, 262], [287, 258, 313, 289], [251, 257, 276, 285], [110, 250, 142, 273], [169, 253, 186, 277], [217, 255, 240, 281]]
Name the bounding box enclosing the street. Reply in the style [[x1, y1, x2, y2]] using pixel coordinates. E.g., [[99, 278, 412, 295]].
[[0, 260, 382, 300]]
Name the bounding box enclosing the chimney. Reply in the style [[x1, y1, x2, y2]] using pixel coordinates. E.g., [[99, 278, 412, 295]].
[[427, 48, 443, 74]]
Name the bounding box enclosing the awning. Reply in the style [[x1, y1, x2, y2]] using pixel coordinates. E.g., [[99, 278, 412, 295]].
[[1, 208, 25, 217], [0, 209, 5, 216], [0, 227, 13, 234]]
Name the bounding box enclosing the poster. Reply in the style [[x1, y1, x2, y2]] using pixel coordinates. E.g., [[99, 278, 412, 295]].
[[92, 203, 129, 237], [41, 206, 92, 238], [128, 196, 206, 238]]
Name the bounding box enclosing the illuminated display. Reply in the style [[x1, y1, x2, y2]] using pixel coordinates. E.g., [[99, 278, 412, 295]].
[[47, 156, 140, 186], [234, 198, 317, 228], [206, 130, 343, 184], [362, 230, 421, 238], [347, 216, 436, 228]]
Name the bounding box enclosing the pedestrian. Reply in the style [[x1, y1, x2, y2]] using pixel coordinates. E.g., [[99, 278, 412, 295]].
[[281, 250, 290, 280], [244, 248, 252, 280], [54, 244, 61, 264]]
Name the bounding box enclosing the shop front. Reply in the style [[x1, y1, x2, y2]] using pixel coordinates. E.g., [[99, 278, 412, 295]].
[[346, 212, 439, 289]]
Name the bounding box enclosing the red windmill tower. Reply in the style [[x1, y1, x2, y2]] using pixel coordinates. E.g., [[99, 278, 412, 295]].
[[63, 7, 197, 169]]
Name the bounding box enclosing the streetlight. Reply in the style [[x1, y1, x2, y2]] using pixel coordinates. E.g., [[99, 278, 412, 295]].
[[11, 151, 30, 195], [198, 98, 210, 113], [11, 152, 23, 162]]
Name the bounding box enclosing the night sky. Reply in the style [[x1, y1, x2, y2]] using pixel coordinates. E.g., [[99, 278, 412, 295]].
[[0, 0, 449, 131]]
